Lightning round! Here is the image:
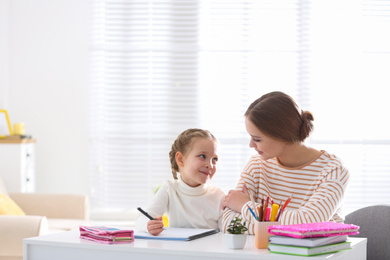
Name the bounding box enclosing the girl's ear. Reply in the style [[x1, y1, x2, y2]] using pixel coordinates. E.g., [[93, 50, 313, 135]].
[[175, 151, 185, 167]]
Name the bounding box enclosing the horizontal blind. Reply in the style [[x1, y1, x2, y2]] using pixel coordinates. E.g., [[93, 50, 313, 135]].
[[305, 0, 390, 214], [197, 0, 300, 191], [89, 0, 390, 219], [89, 0, 202, 219]]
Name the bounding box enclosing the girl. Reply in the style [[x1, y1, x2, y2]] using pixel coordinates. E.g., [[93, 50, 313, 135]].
[[221, 91, 350, 234], [136, 128, 225, 236]]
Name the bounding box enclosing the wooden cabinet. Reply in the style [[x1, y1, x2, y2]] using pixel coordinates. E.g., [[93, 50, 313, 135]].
[[0, 139, 35, 192]]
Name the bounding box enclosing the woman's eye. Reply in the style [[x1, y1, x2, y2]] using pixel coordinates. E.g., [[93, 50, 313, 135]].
[[253, 138, 261, 142]]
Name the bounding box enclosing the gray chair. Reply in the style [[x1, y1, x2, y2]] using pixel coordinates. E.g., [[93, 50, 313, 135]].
[[344, 204, 390, 260]]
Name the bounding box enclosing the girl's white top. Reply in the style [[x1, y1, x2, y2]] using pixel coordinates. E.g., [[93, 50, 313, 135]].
[[136, 178, 225, 233]]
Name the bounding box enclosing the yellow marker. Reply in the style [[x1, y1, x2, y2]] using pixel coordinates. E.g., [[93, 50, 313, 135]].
[[270, 204, 279, 222], [162, 214, 169, 227]]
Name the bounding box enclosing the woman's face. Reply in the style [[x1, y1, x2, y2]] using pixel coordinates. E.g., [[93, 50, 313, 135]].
[[245, 117, 287, 160]]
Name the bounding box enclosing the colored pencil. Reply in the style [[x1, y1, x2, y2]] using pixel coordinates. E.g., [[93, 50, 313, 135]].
[[258, 198, 264, 221], [276, 202, 283, 221], [247, 205, 258, 220], [262, 195, 269, 221], [276, 195, 293, 221], [249, 192, 258, 220], [281, 194, 293, 212]]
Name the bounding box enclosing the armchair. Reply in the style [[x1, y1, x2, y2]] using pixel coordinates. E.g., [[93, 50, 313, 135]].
[[0, 178, 89, 260]]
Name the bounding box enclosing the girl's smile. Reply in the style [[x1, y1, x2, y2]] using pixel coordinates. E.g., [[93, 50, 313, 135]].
[[176, 138, 219, 187]]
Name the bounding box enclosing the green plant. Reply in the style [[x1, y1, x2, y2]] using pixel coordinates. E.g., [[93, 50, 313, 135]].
[[227, 217, 248, 234]]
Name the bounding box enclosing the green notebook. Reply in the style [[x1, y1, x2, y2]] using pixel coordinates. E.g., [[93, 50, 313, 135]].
[[268, 241, 352, 256]]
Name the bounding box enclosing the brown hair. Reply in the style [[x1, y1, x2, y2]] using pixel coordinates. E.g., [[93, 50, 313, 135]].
[[169, 128, 217, 179], [245, 91, 314, 143]]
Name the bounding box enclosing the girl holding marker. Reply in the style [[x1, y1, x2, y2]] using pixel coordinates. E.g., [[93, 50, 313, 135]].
[[136, 128, 225, 236], [221, 91, 350, 234]]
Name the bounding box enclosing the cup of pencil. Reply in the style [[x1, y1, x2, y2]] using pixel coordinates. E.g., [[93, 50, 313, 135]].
[[253, 194, 292, 249], [255, 220, 280, 249], [254, 201, 280, 249]]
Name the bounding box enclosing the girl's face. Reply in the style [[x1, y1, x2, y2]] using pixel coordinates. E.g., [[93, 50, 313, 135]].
[[245, 117, 287, 161], [176, 138, 219, 187]]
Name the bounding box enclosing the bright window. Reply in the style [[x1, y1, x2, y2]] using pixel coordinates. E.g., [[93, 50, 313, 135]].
[[89, 0, 390, 220]]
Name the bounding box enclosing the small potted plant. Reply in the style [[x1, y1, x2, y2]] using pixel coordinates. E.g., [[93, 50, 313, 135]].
[[225, 217, 248, 249]]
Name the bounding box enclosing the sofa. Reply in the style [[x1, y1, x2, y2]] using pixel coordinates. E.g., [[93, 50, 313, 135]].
[[0, 177, 89, 260]]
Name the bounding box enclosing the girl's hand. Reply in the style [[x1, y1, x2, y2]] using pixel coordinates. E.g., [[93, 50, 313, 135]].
[[222, 185, 251, 212], [147, 216, 164, 236]]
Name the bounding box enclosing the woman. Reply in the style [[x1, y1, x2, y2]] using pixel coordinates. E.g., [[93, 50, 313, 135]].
[[221, 91, 350, 234]]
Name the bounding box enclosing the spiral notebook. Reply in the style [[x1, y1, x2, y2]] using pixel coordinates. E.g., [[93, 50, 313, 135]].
[[267, 222, 359, 238], [134, 227, 219, 241]]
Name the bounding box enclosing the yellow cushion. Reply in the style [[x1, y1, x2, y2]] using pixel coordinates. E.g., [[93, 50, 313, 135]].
[[0, 193, 25, 215]]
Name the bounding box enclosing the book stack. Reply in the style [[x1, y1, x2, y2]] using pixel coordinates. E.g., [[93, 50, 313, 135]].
[[266, 222, 360, 256], [79, 226, 134, 244]]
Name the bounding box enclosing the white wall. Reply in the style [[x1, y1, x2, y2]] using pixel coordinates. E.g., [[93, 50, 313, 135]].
[[1, 0, 89, 194], [0, 0, 10, 107]]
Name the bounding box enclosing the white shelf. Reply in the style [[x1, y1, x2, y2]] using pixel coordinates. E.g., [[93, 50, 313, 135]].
[[0, 140, 35, 193]]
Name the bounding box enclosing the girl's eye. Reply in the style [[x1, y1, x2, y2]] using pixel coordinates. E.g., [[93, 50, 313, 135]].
[[212, 158, 218, 163], [199, 154, 206, 159]]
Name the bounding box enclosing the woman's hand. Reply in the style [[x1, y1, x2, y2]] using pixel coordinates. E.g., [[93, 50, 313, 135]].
[[147, 216, 164, 236], [222, 185, 251, 212]]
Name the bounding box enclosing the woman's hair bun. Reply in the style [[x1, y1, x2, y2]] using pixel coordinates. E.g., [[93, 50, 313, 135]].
[[300, 110, 314, 141]]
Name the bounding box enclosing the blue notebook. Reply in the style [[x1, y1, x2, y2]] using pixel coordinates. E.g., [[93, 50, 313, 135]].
[[134, 227, 219, 241]]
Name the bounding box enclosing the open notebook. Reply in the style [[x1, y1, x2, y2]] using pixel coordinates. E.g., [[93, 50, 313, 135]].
[[134, 227, 219, 241]]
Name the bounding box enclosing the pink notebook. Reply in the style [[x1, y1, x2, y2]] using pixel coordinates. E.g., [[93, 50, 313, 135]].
[[267, 222, 359, 238], [79, 226, 134, 244]]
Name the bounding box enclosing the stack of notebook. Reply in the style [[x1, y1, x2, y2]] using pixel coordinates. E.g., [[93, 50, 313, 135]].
[[79, 226, 134, 244], [266, 222, 360, 256]]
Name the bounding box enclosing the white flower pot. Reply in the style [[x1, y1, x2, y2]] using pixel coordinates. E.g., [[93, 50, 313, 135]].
[[225, 233, 247, 249]]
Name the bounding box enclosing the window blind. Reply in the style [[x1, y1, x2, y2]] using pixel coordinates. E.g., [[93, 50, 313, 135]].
[[89, 0, 206, 219], [304, 0, 390, 214], [89, 0, 390, 220]]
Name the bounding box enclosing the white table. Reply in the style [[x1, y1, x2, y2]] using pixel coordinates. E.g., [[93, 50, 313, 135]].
[[23, 230, 367, 260]]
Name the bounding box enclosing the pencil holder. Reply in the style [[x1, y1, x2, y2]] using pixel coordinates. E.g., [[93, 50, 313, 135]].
[[254, 221, 280, 249]]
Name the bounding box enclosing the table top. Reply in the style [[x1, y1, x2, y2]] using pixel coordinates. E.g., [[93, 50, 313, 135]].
[[24, 229, 367, 260]]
